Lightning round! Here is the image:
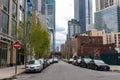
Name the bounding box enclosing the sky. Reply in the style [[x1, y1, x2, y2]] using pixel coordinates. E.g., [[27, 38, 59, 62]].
[[55, 0, 74, 49], [55, 0, 96, 50]]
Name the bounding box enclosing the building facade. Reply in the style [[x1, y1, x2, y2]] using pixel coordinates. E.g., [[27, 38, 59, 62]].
[[27, 0, 55, 53], [85, 29, 120, 52], [46, 0, 56, 52], [74, 0, 93, 32], [95, 0, 120, 11], [62, 29, 118, 58], [95, 0, 120, 33], [96, 0, 106, 11], [0, 0, 26, 68], [73, 35, 116, 57], [67, 19, 80, 39], [74, 0, 80, 21]]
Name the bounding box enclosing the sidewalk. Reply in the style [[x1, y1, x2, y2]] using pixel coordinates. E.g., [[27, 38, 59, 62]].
[[110, 65, 120, 72], [0, 65, 25, 80]]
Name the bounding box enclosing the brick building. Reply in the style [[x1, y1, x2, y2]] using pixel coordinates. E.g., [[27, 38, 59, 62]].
[[74, 35, 117, 57]]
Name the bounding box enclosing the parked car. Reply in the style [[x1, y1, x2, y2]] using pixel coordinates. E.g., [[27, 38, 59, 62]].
[[53, 57, 59, 63], [25, 60, 43, 72], [46, 59, 51, 66], [38, 58, 47, 69], [87, 60, 110, 71], [68, 58, 73, 64], [80, 58, 92, 68], [72, 59, 77, 65], [63, 58, 68, 63], [49, 58, 54, 64], [76, 58, 81, 66]]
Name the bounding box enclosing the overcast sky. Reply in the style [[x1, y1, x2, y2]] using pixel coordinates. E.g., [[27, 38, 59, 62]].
[[55, 0, 96, 50], [55, 0, 74, 49]]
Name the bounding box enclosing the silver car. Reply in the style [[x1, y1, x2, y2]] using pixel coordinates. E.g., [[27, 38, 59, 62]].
[[25, 60, 43, 72]]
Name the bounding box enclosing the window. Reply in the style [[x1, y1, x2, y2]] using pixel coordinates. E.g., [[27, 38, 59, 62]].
[[0, 44, 7, 68], [14, 0, 18, 3], [47, 5, 53, 15], [11, 20, 17, 38], [41, 0, 46, 14], [19, 9, 24, 23], [1, 12, 8, 34], [20, 0, 24, 9], [12, 1, 17, 19], [110, 0, 113, 6], [2, 0, 9, 12]]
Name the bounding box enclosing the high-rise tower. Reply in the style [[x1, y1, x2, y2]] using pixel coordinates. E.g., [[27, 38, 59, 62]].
[[95, 0, 120, 32], [46, 0, 56, 52], [74, 0, 93, 32]]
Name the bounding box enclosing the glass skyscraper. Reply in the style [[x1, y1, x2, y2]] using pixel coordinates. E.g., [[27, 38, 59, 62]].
[[95, 0, 120, 32], [46, 0, 56, 52], [67, 19, 80, 39], [74, 0, 93, 32], [95, 5, 119, 32]]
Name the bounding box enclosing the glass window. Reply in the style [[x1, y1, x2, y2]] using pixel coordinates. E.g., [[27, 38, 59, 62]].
[[14, 0, 18, 3], [95, 5, 118, 32], [46, 0, 54, 4], [20, 0, 24, 8], [0, 44, 7, 68], [11, 20, 17, 38], [2, 0, 9, 12], [41, 0, 46, 14], [1, 12, 8, 34], [12, 1, 17, 19], [47, 5, 53, 15], [19, 9, 24, 23]]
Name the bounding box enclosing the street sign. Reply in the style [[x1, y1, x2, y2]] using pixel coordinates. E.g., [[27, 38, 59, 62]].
[[94, 49, 100, 56], [14, 41, 21, 49]]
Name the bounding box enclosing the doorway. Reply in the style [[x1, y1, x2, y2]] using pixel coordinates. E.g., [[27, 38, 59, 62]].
[[0, 44, 7, 68]]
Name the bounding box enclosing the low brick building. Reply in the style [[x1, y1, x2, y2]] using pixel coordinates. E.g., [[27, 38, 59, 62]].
[[74, 35, 117, 56], [60, 39, 73, 58]]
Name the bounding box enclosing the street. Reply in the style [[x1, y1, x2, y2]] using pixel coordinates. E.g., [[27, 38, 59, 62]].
[[14, 61, 120, 80]]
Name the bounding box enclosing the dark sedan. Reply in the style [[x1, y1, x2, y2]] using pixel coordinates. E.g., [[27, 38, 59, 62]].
[[87, 60, 110, 71], [80, 58, 92, 68]]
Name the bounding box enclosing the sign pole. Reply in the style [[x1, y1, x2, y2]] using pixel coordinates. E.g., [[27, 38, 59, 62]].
[[15, 50, 18, 76], [13, 41, 21, 76]]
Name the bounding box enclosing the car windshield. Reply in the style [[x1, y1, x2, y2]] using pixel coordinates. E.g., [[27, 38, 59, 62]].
[[39, 59, 44, 62], [54, 58, 58, 59], [27, 60, 39, 65], [77, 59, 81, 62], [39, 60, 42, 64], [84, 58, 91, 62], [69, 58, 73, 60], [27, 60, 35, 65], [94, 60, 105, 64]]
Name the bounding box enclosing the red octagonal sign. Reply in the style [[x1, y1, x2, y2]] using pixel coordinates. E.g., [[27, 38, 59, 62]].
[[14, 41, 21, 49]]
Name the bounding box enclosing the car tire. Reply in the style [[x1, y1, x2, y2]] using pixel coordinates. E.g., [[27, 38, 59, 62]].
[[87, 66, 90, 69], [94, 66, 98, 70]]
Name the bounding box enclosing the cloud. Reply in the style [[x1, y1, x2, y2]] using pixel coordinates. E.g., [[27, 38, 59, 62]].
[[55, 0, 74, 48], [56, 25, 65, 32], [55, 32, 66, 42], [55, 32, 66, 48]]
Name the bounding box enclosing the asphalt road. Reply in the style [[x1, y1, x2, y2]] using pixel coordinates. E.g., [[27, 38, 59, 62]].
[[14, 61, 120, 80]]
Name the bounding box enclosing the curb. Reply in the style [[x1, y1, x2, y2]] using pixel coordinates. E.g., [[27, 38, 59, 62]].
[[0, 71, 25, 80], [112, 70, 120, 73]]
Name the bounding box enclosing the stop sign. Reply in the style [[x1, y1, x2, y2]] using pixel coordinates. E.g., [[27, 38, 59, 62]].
[[14, 41, 21, 49]]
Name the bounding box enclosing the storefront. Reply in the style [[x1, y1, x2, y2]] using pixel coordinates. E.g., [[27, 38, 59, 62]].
[[0, 35, 26, 68], [0, 34, 14, 68], [0, 43, 7, 68]]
